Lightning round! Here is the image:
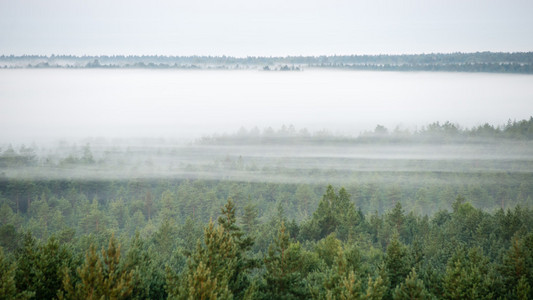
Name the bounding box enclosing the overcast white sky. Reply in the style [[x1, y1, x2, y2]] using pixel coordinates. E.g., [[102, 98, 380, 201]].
[[1, 0, 532, 56]]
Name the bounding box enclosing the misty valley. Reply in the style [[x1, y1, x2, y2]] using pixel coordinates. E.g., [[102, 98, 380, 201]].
[[0, 62, 532, 300], [3, 0, 533, 298], [1, 115, 533, 299]]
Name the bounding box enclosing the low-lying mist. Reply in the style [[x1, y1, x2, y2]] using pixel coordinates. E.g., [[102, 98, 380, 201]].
[[1, 122, 532, 183], [1, 69, 533, 142], [2, 121, 532, 215]]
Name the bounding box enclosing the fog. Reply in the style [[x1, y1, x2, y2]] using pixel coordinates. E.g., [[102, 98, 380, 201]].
[[0, 141, 531, 192], [1, 69, 532, 143], [1, 69, 532, 187]]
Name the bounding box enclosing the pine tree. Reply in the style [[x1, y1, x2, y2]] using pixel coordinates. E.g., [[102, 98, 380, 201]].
[[187, 261, 232, 300], [386, 202, 405, 234], [0, 247, 18, 300], [500, 233, 533, 299], [340, 271, 363, 300], [442, 247, 494, 300], [167, 220, 237, 299], [303, 186, 359, 241], [311, 185, 338, 240], [218, 199, 257, 298], [153, 217, 179, 259], [61, 234, 133, 299], [262, 222, 307, 299], [392, 268, 431, 300], [14, 233, 38, 297], [61, 245, 103, 299], [385, 232, 411, 291], [516, 276, 531, 300], [122, 232, 167, 299], [335, 188, 360, 240], [33, 237, 73, 299], [365, 272, 388, 300], [241, 202, 258, 235], [324, 246, 363, 300]]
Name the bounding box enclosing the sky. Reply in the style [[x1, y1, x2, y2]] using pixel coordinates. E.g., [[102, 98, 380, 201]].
[[1, 0, 533, 56]]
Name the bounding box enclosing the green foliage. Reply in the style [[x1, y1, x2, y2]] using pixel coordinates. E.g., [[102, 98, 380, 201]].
[[0, 247, 18, 300], [61, 234, 133, 300], [261, 222, 307, 299], [33, 237, 73, 299], [14, 233, 39, 298], [186, 261, 232, 300], [323, 246, 363, 300], [365, 273, 388, 300], [301, 185, 359, 241], [385, 232, 411, 291], [499, 233, 533, 299], [442, 247, 494, 300], [217, 198, 257, 298], [167, 220, 237, 299], [393, 268, 431, 300], [516, 276, 531, 300], [241, 201, 259, 235], [0, 180, 532, 299], [122, 232, 167, 299]]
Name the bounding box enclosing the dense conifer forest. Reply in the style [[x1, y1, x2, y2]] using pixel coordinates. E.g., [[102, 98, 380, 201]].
[[0, 182, 532, 299], [0, 119, 532, 299]]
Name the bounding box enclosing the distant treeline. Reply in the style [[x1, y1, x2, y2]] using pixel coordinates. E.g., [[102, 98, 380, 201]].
[[199, 117, 533, 145], [2, 52, 533, 73]]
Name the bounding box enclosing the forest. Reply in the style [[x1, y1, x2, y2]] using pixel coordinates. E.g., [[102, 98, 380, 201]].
[[0, 119, 532, 299], [0, 183, 532, 299], [3, 0, 533, 298], [2, 52, 533, 74]]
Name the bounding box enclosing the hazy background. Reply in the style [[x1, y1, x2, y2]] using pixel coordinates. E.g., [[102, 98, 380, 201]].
[[1, 69, 532, 142], [1, 0, 533, 56]]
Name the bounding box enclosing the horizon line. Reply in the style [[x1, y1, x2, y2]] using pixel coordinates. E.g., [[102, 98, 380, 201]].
[[2, 51, 533, 58]]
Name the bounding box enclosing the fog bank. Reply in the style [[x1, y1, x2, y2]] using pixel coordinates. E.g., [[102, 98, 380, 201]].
[[1, 69, 532, 143]]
